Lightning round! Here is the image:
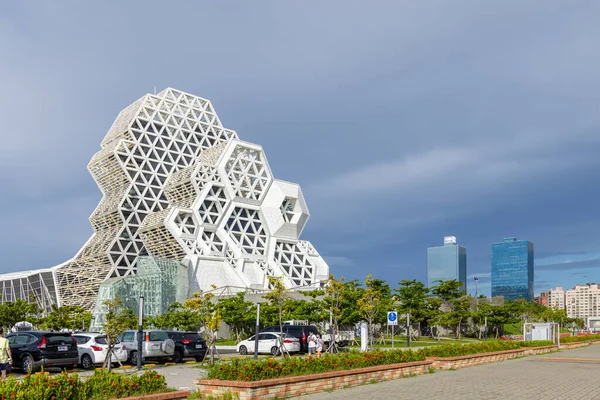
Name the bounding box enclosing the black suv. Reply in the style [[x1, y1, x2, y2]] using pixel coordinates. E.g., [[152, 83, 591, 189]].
[[166, 331, 207, 363], [6, 331, 78, 373], [262, 325, 320, 352]]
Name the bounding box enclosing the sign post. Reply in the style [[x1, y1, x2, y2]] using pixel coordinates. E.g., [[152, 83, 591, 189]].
[[387, 311, 398, 349]]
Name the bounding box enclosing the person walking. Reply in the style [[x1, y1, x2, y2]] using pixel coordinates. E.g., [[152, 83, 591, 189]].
[[0, 328, 12, 380], [316, 333, 324, 358], [307, 331, 317, 357]]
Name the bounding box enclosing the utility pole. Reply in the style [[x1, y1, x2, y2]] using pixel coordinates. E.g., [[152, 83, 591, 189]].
[[254, 303, 261, 360], [406, 313, 410, 348], [137, 296, 144, 371]]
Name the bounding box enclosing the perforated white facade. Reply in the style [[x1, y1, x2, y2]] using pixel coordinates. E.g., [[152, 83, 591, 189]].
[[3, 88, 328, 310]]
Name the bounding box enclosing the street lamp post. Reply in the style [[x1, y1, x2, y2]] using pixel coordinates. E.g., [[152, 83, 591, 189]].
[[137, 296, 144, 371], [254, 303, 261, 360], [474, 277, 479, 298]]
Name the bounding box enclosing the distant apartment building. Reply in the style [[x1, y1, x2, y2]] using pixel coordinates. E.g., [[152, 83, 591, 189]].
[[548, 287, 565, 310], [565, 284, 600, 319], [426, 236, 467, 291], [535, 292, 549, 307], [491, 237, 534, 301]]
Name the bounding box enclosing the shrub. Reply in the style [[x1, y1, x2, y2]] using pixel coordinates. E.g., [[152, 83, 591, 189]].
[[518, 340, 554, 347], [208, 349, 428, 381], [0, 369, 169, 400], [422, 340, 522, 358], [561, 334, 599, 343]]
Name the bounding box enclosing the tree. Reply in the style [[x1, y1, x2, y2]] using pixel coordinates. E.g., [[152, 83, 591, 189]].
[[323, 275, 344, 353], [357, 274, 383, 348], [423, 296, 443, 338], [474, 301, 510, 338], [292, 289, 327, 324], [216, 293, 255, 342], [148, 302, 201, 331], [338, 279, 363, 326], [39, 305, 92, 331], [0, 299, 40, 330], [431, 279, 464, 302], [263, 276, 290, 356], [431, 280, 470, 338], [101, 298, 137, 371], [184, 290, 221, 364], [448, 297, 472, 339], [395, 280, 429, 340]]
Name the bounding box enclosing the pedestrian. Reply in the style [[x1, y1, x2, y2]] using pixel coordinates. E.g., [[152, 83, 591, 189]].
[[316, 333, 324, 358], [307, 331, 317, 357], [0, 328, 12, 380]]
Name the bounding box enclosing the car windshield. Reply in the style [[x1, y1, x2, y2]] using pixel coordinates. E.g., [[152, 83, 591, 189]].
[[45, 334, 75, 345], [183, 333, 202, 341], [95, 336, 109, 345], [147, 331, 168, 341]]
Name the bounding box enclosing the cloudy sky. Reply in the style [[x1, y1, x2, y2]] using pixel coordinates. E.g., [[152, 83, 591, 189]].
[[1, 1, 599, 296]]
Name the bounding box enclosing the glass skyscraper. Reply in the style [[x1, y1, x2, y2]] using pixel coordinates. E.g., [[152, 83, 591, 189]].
[[491, 237, 534, 301], [426, 236, 467, 291]]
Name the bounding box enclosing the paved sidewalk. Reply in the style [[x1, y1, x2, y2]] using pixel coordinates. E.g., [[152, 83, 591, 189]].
[[301, 345, 600, 400]]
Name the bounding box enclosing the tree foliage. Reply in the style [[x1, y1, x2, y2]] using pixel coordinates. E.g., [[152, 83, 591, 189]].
[[216, 293, 255, 341], [38, 305, 92, 331], [101, 297, 137, 371], [0, 299, 39, 329], [184, 290, 221, 364]]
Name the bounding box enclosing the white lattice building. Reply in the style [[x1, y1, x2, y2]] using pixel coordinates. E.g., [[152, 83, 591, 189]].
[[0, 88, 329, 311]]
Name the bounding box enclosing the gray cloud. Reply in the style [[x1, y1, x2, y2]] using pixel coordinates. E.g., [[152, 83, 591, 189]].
[[1, 0, 600, 284]]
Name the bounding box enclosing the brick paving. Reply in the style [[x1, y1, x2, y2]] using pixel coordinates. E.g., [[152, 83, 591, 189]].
[[301, 345, 600, 400]]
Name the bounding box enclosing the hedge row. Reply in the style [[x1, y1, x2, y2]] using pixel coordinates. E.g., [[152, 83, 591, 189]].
[[208, 349, 427, 381], [421, 340, 522, 358], [561, 334, 600, 343], [519, 340, 554, 347], [0, 370, 169, 400], [207, 340, 556, 381]]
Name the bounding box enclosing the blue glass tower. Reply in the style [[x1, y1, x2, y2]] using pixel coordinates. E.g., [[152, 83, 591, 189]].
[[426, 236, 467, 291], [491, 238, 534, 301]]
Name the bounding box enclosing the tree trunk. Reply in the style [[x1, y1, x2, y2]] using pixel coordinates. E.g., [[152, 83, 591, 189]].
[[209, 331, 215, 365], [104, 336, 112, 372]]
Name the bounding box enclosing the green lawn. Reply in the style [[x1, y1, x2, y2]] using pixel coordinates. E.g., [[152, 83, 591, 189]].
[[215, 338, 238, 345], [503, 323, 572, 335]]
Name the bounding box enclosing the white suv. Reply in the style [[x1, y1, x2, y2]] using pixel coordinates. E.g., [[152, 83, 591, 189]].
[[117, 330, 175, 365], [73, 332, 128, 369]]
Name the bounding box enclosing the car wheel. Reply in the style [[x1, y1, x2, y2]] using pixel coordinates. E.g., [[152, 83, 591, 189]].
[[270, 346, 280, 356], [130, 351, 139, 366], [239, 345, 247, 355], [173, 349, 184, 363], [81, 354, 93, 370], [22, 354, 35, 374]]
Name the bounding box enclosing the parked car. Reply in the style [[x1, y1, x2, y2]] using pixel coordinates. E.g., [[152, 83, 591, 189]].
[[237, 332, 300, 356], [262, 325, 320, 352], [166, 331, 207, 363], [117, 330, 175, 365], [72, 332, 128, 369], [6, 331, 78, 373]]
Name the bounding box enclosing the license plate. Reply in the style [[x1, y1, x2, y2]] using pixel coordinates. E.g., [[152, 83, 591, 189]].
[[152, 344, 159, 349], [195, 344, 203, 349], [58, 346, 68, 351]]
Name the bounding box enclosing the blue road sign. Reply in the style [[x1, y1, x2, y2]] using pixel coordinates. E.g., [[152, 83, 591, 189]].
[[387, 311, 398, 325]]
